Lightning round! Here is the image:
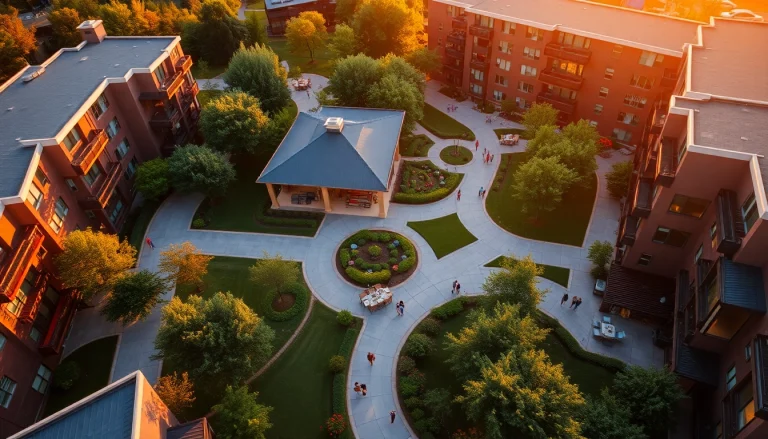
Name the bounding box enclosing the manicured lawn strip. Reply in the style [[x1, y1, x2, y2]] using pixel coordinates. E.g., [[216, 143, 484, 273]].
[[484, 256, 570, 288], [196, 89, 224, 108], [493, 128, 528, 139], [286, 98, 298, 120], [268, 38, 335, 77], [400, 134, 434, 157], [407, 213, 477, 259], [419, 103, 475, 141], [439, 145, 473, 165], [244, 9, 267, 23], [119, 199, 161, 251], [250, 303, 349, 439], [485, 153, 597, 246], [44, 336, 118, 417], [191, 63, 227, 79]]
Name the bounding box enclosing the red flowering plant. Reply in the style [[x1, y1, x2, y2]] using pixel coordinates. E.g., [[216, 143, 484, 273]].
[[598, 137, 613, 149], [326, 413, 346, 437]]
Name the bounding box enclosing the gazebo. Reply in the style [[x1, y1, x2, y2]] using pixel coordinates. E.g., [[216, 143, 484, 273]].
[[257, 107, 405, 218]]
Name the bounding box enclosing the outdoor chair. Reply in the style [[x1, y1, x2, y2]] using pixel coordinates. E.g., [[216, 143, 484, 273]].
[[602, 315, 612, 324], [616, 331, 626, 340], [592, 318, 600, 328], [592, 328, 601, 338]]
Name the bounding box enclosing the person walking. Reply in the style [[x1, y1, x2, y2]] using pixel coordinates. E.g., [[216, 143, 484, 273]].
[[360, 383, 367, 396], [486, 152, 491, 163], [452, 280, 458, 294], [145, 237, 155, 249], [354, 382, 361, 396], [560, 293, 569, 306], [306, 89, 310, 98], [475, 139, 479, 151], [491, 154, 494, 163], [457, 190, 461, 201], [570, 296, 578, 309], [395, 303, 402, 316], [574, 297, 583, 311], [482, 189, 487, 198], [367, 352, 376, 366], [390, 410, 396, 424], [456, 282, 461, 294], [478, 187, 484, 197], [398, 301, 405, 315]]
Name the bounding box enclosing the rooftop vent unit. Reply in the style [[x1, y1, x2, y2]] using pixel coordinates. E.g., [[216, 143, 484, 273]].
[[324, 117, 344, 133], [22, 67, 45, 83]]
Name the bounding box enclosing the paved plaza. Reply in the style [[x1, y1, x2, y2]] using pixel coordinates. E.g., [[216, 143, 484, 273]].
[[64, 78, 663, 439]]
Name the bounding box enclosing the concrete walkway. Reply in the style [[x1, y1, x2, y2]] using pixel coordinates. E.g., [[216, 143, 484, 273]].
[[64, 79, 661, 439]]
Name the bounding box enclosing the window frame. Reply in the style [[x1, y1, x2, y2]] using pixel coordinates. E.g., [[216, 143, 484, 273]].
[[517, 81, 534, 93], [599, 87, 609, 98], [604, 68, 614, 80], [637, 253, 652, 266], [49, 197, 69, 234], [668, 194, 710, 218], [0, 376, 17, 408], [742, 193, 758, 234], [90, 94, 109, 120], [62, 128, 81, 152], [32, 365, 52, 394], [26, 184, 43, 210], [593, 104, 603, 115], [725, 365, 737, 391], [651, 226, 690, 247], [83, 164, 102, 187]]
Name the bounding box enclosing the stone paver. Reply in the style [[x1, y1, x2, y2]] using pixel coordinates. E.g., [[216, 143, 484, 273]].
[[64, 79, 660, 439]]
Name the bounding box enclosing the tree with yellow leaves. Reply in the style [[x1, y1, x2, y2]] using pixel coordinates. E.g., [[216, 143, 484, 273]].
[[154, 372, 196, 420], [158, 241, 213, 287], [285, 11, 327, 62], [351, 0, 424, 58]]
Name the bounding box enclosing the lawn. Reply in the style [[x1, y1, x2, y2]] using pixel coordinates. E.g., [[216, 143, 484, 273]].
[[44, 336, 119, 417], [494, 128, 528, 140], [249, 303, 350, 439], [191, 63, 227, 80], [486, 153, 597, 246], [439, 145, 473, 165], [400, 134, 434, 157], [196, 89, 223, 108], [286, 98, 298, 119], [484, 256, 570, 288], [407, 213, 477, 259], [244, 9, 267, 23], [119, 199, 161, 252], [268, 38, 335, 77], [419, 103, 475, 141]]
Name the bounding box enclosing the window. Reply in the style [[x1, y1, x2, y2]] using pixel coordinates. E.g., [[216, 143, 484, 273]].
[[106, 117, 120, 139], [652, 226, 690, 247], [638, 253, 652, 266], [49, 198, 68, 234], [593, 104, 603, 115], [726, 366, 737, 390], [617, 111, 640, 126], [612, 44, 623, 58], [62, 128, 81, 151], [8, 268, 36, 316], [599, 87, 609, 98], [669, 194, 709, 218], [32, 365, 51, 393], [35, 168, 49, 187], [613, 128, 632, 142], [30, 327, 41, 342], [497, 41, 512, 54], [742, 193, 758, 233], [0, 377, 16, 408], [470, 68, 484, 81], [470, 83, 483, 95], [515, 97, 530, 109], [62, 179, 77, 193], [109, 197, 124, 224], [638, 51, 664, 67], [736, 382, 755, 431], [492, 90, 506, 101], [26, 184, 43, 210], [154, 66, 166, 85], [522, 47, 540, 60], [90, 94, 109, 119], [0, 334, 5, 352], [518, 81, 534, 93], [474, 15, 494, 27], [438, 23, 443, 31], [604, 68, 614, 80], [694, 244, 703, 264], [552, 59, 583, 76], [623, 94, 647, 109], [710, 222, 718, 248], [501, 21, 515, 34], [630, 74, 655, 90], [494, 74, 508, 86], [83, 165, 101, 186], [520, 64, 537, 76], [496, 58, 511, 71], [125, 157, 138, 180], [557, 32, 591, 48], [437, 37, 442, 46], [746, 343, 752, 361], [547, 85, 577, 100], [525, 26, 543, 41], [116, 139, 130, 161]]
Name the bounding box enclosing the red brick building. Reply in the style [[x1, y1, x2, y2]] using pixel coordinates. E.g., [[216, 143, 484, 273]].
[[0, 20, 199, 437], [264, 0, 335, 35]]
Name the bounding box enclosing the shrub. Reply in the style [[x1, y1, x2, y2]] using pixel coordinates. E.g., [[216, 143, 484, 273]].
[[262, 282, 310, 322], [338, 328, 359, 358], [388, 257, 398, 265], [413, 418, 439, 434], [371, 264, 381, 271], [379, 232, 392, 242], [387, 243, 396, 250], [591, 265, 608, 280], [345, 267, 391, 284], [430, 297, 468, 320], [404, 333, 433, 358], [340, 249, 351, 265], [337, 310, 354, 326], [332, 373, 346, 418], [400, 377, 421, 398], [418, 317, 441, 336], [381, 263, 389, 270], [329, 355, 347, 373], [351, 249, 359, 256], [369, 232, 380, 242], [191, 218, 206, 229], [411, 408, 426, 420], [368, 245, 382, 258], [360, 262, 372, 270], [357, 238, 366, 246], [398, 356, 416, 374], [390, 248, 399, 258], [397, 256, 415, 272], [53, 361, 80, 390], [404, 396, 422, 409], [354, 257, 364, 266]]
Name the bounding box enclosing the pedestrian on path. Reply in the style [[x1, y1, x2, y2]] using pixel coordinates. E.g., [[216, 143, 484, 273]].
[[483, 147, 487, 156], [398, 301, 405, 315], [574, 297, 583, 311], [367, 352, 376, 366], [478, 187, 484, 197], [560, 293, 569, 306], [145, 237, 155, 249], [306, 90, 310, 98], [456, 282, 461, 294], [475, 139, 479, 150], [486, 152, 491, 163], [447, 105, 451, 113], [360, 383, 367, 396], [482, 189, 487, 198], [570, 296, 578, 309], [457, 190, 461, 201], [452, 280, 457, 293], [491, 154, 494, 163], [354, 382, 361, 396], [390, 410, 396, 423], [395, 303, 402, 316]]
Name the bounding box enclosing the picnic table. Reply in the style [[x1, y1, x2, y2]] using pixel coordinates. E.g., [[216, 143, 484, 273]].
[[359, 285, 393, 313], [499, 134, 519, 146], [601, 322, 616, 338], [291, 78, 311, 90]]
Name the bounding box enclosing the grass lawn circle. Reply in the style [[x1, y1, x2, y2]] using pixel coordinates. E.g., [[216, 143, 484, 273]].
[[336, 229, 419, 287], [439, 145, 473, 166]]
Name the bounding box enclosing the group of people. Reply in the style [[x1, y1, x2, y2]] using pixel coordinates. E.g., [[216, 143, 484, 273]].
[[560, 293, 583, 310], [446, 104, 459, 113], [395, 300, 406, 316], [451, 279, 462, 294], [356, 353, 398, 424]]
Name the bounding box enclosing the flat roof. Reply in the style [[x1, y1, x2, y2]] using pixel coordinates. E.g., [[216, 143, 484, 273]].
[[264, 0, 317, 10], [437, 0, 701, 55], [0, 36, 175, 198]]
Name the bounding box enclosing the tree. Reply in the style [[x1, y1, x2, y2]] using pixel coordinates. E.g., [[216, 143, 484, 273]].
[[244, 9, 267, 46], [500, 99, 520, 115], [445, 302, 548, 381], [562, 119, 600, 148], [612, 366, 684, 438], [154, 292, 275, 387], [260, 107, 296, 150], [380, 54, 425, 93], [326, 53, 383, 107], [212, 386, 273, 439], [48, 7, 83, 49], [285, 11, 327, 62], [199, 91, 270, 154], [581, 390, 647, 439], [533, 137, 598, 181], [248, 252, 300, 301], [154, 372, 196, 419], [405, 47, 441, 75], [158, 241, 214, 287], [481, 256, 546, 317], [587, 240, 613, 279], [605, 160, 633, 199], [327, 23, 357, 59], [422, 388, 451, 424], [510, 156, 578, 219], [182, 0, 248, 66], [98, 0, 136, 35], [55, 229, 137, 301], [367, 73, 423, 132], [223, 44, 290, 114], [102, 270, 168, 324], [521, 102, 559, 140], [53, 0, 101, 20], [456, 349, 585, 439], [0, 8, 37, 84], [525, 124, 560, 157], [167, 144, 236, 196], [135, 158, 170, 201], [335, 0, 361, 23], [351, 0, 424, 58]]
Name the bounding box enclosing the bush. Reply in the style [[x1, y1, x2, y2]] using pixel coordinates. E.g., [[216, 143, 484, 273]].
[[387, 243, 396, 250], [379, 232, 392, 242], [340, 249, 351, 266], [411, 408, 426, 420], [368, 245, 382, 258], [404, 333, 433, 358], [338, 328, 359, 358], [53, 361, 80, 390], [337, 310, 354, 326], [399, 370, 426, 398], [404, 396, 422, 409], [357, 238, 366, 246], [351, 249, 359, 256], [398, 356, 416, 374], [345, 267, 391, 285], [418, 317, 441, 336], [591, 265, 608, 280], [381, 263, 389, 270], [397, 256, 415, 272], [430, 297, 467, 320], [371, 264, 381, 271], [191, 218, 206, 229], [390, 248, 399, 258], [388, 257, 398, 265], [413, 418, 439, 434], [354, 257, 364, 266], [329, 355, 347, 373], [262, 282, 310, 322], [332, 373, 346, 417], [393, 162, 463, 205]]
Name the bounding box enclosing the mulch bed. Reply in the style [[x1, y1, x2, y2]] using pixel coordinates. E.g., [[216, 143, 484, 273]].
[[335, 231, 417, 288], [271, 294, 296, 312]]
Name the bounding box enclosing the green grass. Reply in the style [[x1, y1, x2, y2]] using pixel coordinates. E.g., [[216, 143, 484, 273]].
[[486, 153, 597, 246], [286, 98, 298, 119], [484, 256, 570, 288], [44, 336, 119, 417], [439, 145, 473, 165], [494, 128, 529, 140], [191, 63, 227, 79], [407, 213, 478, 259], [249, 303, 351, 439], [400, 134, 434, 157], [244, 9, 267, 23], [268, 38, 335, 77], [119, 200, 161, 252], [197, 89, 224, 108], [419, 103, 475, 141]]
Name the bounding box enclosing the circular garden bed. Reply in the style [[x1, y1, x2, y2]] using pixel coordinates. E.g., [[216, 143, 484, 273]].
[[337, 230, 418, 287], [392, 160, 463, 204], [439, 145, 473, 165]]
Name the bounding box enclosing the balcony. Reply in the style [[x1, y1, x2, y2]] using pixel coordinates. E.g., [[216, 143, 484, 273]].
[[656, 136, 678, 187], [18, 272, 50, 323], [139, 69, 186, 101], [672, 315, 719, 386], [445, 46, 464, 60], [538, 69, 584, 90], [676, 270, 690, 313], [714, 189, 746, 257], [472, 44, 489, 57], [536, 92, 577, 115], [80, 162, 122, 210], [0, 225, 44, 303], [180, 82, 199, 110], [150, 107, 183, 130], [175, 55, 192, 73], [446, 31, 466, 46], [71, 129, 109, 176], [442, 59, 463, 74], [40, 290, 76, 355], [468, 88, 484, 99], [469, 57, 489, 71], [754, 335, 768, 421], [649, 102, 668, 134], [468, 24, 493, 39], [618, 214, 638, 246], [543, 43, 591, 64], [451, 15, 467, 30], [630, 177, 653, 218]]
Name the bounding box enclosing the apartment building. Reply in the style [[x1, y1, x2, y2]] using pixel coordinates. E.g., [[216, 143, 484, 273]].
[[265, 0, 335, 35], [610, 18, 768, 438], [427, 0, 701, 143], [0, 20, 199, 437]]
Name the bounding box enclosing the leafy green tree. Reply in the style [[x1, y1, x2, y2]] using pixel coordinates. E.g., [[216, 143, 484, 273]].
[[521, 102, 559, 140], [213, 386, 273, 439], [154, 372, 196, 420], [562, 119, 600, 148], [223, 43, 290, 114], [97, 0, 135, 35], [326, 53, 383, 107], [525, 124, 560, 157], [380, 54, 425, 93], [606, 160, 633, 199], [55, 229, 137, 301], [581, 390, 647, 439], [158, 241, 214, 287], [182, 0, 248, 66], [0, 8, 37, 84], [445, 302, 548, 381], [102, 270, 167, 324], [248, 252, 300, 301], [405, 47, 441, 75], [327, 23, 357, 59], [352, 0, 424, 58], [612, 366, 684, 438], [422, 388, 451, 424], [481, 256, 546, 317], [587, 240, 613, 279], [335, 0, 361, 23], [154, 292, 275, 387], [135, 158, 170, 201], [285, 11, 327, 62], [244, 10, 267, 46], [456, 348, 585, 439], [200, 91, 270, 154], [533, 137, 598, 181], [48, 7, 83, 49], [367, 74, 422, 132], [510, 156, 578, 219], [500, 99, 519, 115], [261, 107, 297, 150], [167, 145, 236, 196], [53, 0, 100, 20]]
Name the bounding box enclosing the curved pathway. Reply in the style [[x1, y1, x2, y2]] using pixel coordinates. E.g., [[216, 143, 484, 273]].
[[65, 79, 663, 439]]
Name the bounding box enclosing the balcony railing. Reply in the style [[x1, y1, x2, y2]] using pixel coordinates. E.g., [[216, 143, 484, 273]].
[[139, 70, 187, 101], [543, 43, 591, 64], [451, 15, 467, 30], [469, 57, 489, 71], [630, 177, 652, 218], [714, 189, 745, 257], [468, 24, 493, 39], [180, 83, 199, 110], [472, 44, 489, 57], [649, 102, 668, 135], [0, 225, 44, 303], [175, 55, 192, 73], [538, 69, 584, 90], [71, 129, 109, 176], [536, 92, 577, 115], [40, 290, 75, 355], [676, 269, 690, 313], [150, 107, 183, 129], [657, 136, 677, 187], [18, 272, 50, 323], [618, 214, 638, 246], [754, 335, 768, 421], [445, 46, 464, 60], [442, 59, 463, 74], [81, 162, 122, 210], [446, 31, 466, 46]]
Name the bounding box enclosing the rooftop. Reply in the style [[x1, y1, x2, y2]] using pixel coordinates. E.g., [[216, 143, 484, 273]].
[[264, 0, 317, 10], [0, 36, 176, 199], [603, 263, 676, 320]]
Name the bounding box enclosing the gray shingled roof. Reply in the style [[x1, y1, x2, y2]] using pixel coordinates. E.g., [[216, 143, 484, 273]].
[[0, 37, 175, 198], [257, 107, 405, 192]]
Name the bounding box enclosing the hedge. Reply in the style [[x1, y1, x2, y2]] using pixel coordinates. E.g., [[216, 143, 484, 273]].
[[430, 296, 475, 320], [392, 163, 464, 205], [261, 282, 310, 322], [345, 267, 391, 284], [341, 230, 416, 284], [332, 327, 360, 439]]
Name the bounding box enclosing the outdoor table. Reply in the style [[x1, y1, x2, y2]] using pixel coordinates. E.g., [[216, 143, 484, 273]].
[[360, 288, 392, 313], [601, 322, 616, 338]]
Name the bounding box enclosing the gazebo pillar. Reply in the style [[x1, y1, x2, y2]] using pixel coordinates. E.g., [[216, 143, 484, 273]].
[[321, 187, 333, 212], [378, 191, 386, 218], [394, 144, 401, 161], [266, 184, 280, 208]]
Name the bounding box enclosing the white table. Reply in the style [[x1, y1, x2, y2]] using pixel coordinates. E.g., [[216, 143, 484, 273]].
[[601, 322, 616, 338]]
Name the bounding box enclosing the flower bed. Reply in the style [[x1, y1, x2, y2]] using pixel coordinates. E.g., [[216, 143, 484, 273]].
[[392, 160, 463, 204], [439, 145, 473, 165], [336, 230, 418, 287]]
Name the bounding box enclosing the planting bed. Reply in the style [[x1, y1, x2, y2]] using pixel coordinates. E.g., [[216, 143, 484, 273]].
[[337, 230, 418, 287], [439, 145, 473, 165], [392, 160, 462, 204]]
